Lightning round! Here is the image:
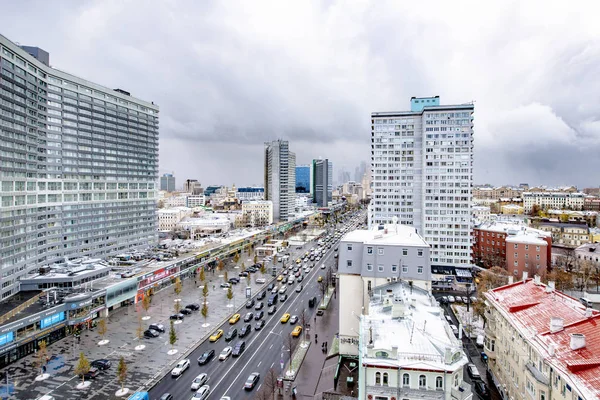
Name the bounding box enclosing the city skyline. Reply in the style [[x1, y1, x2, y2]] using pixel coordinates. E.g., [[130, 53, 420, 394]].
[[1, 2, 598, 188]]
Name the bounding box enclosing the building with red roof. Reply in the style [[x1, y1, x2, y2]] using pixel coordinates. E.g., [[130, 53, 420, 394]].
[[483, 273, 600, 400]]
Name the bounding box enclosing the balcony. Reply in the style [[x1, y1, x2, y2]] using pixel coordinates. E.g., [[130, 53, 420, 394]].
[[366, 385, 445, 400], [451, 382, 474, 400]]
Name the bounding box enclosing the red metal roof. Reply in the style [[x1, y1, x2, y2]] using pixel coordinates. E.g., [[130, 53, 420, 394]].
[[486, 279, 600, 399]]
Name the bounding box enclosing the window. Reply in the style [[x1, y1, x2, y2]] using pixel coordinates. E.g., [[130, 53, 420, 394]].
[[391, 265, 398, 273], [418, 249, 424, 257], [402, 248, 408, 256], [419, 375, 426, 388], [367, 264, 373, 271], [536, 246, 540, 252], [453, 374, 459, 387], [347, 244, 353, 251], [347, 260, 353, 267], [525, 244, 529, 250], [402, 373, 410, 387], [378, 265, 384, 272], [417, 266, 423, 274], [383, 372, 389, 386], [378, 248, 384, 255], [514, 261, 518, 267], [367, 247, 373, 254], [514, 243, 518, 249], [436, 376, 443, 390], [536, 254, 540, 260], [375, 371, 381, 385], [402, 265, 408, 273]]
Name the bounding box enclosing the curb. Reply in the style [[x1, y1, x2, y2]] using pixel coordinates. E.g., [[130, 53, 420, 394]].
[[283, 341, 311, 382]]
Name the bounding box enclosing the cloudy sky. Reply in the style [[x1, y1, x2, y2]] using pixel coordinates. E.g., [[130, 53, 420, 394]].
[[3, 0, 600, 188]]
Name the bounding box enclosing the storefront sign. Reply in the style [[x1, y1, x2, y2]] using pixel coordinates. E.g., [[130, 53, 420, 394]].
[[40, 312, 65, 329], [0, 332, 13, 347], [0, 304, 67, 334]]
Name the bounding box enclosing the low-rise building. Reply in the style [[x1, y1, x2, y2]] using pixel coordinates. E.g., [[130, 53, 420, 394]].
[[537, 222, 590, 248], [338, 223, 431, 356], [473, 221, 552, 272], [179, 215, 231, 238], [484, 274, 600, 400], [501, 204, 524, 215], [358, 282, 472, 400], [472, 205, 492, 223], [236, 187, 265, 201], [157, 207, 192, 231], [241, 200, 273, 227], [583, 197, 600, 212], [186, 195, 205, 208], [575, 242, 600, 267], [523, 192, 585, 213]]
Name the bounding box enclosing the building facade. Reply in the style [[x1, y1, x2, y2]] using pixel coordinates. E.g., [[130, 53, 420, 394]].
[[0, 35, 159, 300], [523, 192, 585, 213], [484, 276, 600, 400], [159, 173, 175, 192], [157, 207, 192, 231], [337, 223, 431, 356], [537, 222, 590, 248], [295, 165, 310, 194], [235, 187, 265, 201], [369, 96, 474, 267], [241, 200, 273, 227], [183, 179, 202, 195], [312, 158, 332, 207], [264, 140, 296, 221]]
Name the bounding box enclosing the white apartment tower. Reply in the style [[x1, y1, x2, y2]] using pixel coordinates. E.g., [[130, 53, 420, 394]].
[[369, 96, 474, 267], [264, 140, 296, 221]]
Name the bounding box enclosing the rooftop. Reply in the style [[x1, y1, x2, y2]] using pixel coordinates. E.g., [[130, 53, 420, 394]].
[[361, 281, 466, 372], [505, 234, 548, 246], [342, 223, 429, 247], [485, 279, 600, 399], [475, 221, 551, 238]]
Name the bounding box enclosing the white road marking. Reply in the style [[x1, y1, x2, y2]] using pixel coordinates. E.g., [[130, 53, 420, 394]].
[[271, 362, 275, 368], [269, 344, 273, 349], [258, 361, 262, 367], [257, 383, 262, 391]]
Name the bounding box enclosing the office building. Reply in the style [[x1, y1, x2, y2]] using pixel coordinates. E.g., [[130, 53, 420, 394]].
[[484, 275, 600, 400], [160, 173, 176, 192], [0, 35, 159, 300], [264, 140, 295, 221], [337, 222, 431, 356], [312, 158, 332, 207], [370, 96, 474, 267], [241, 200, 273, 227], [183, 179, 202, 195], [295, 164, 310, 194]]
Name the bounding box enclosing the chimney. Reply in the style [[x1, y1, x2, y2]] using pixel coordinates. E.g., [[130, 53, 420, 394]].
[[444, 347, 453, 364], [570, 333, 586, 350], [534, 275, 541, 285], [522, 271, 528, 282], [508, 276, 514, 284], [392, 297, 405, 319], [546, 281, 555, 292], [550, 317, 564, 333], [585, 308, 593, 318], [548, 344, 556, 357]]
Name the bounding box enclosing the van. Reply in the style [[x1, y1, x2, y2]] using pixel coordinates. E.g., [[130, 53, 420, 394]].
[[278, 286, 287, 295], [232, 340, 246, 357], [268, 294, 278, 306], [308, 297, 317, 308]]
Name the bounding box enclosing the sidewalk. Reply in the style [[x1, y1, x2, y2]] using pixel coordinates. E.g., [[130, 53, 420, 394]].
[[291, 286, 339, 398], [3, 262, 270, 400]]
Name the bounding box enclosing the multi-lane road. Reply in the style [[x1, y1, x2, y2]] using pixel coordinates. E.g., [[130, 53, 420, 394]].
[[148, 213, 364, 400]]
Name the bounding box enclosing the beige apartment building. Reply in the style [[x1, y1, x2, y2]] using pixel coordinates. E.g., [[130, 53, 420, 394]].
[[241, 200, 273, 227], [473, 186, 524, 200], [483, 274, 600, 400]]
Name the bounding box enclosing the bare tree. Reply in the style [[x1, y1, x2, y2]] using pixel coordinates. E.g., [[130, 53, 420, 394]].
[[263, 367, 279, 400], [285, 332, 298, 375], [141, 295, 151, 317]]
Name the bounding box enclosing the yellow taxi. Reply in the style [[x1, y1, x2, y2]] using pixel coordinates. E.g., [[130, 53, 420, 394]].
[[209, 329, 224, 342], [296, 259, 301, 264], [277, 275, 284, 281], [292, 326, 302, 337], [317, 276, 323, 282], [229, 313, 240, 324], [280, 313, 291, 323]]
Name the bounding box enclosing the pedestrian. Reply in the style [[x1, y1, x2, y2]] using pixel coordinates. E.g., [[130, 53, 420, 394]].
[[315, 333, 318, 343], [77, 335, 81, 344]]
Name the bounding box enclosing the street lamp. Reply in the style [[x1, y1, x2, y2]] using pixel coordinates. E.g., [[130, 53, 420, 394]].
[[465, 283, 472, 312]]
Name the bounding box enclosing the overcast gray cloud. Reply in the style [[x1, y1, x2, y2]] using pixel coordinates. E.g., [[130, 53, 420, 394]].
[[2, 0, 600, 187]]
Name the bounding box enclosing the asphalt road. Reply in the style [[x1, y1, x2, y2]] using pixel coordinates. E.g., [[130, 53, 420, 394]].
[[148, 214, 364, 400]]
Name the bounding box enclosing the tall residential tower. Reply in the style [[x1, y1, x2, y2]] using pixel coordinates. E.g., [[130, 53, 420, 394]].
[[264, 140, 295, 221], [312, 159, 332, 207], [369, 96, 474, 267], [0, 35, 159, 300]]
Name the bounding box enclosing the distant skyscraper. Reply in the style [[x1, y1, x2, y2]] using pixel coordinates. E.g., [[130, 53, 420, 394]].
[[0, 34, 159, 300], [264, 140, 296, 221], [295, 165, 310, 193], [160, 173, 176, 192], [312, 159, 333, 207], [184, 179, 203, 195], [370, 96, 474, 267]]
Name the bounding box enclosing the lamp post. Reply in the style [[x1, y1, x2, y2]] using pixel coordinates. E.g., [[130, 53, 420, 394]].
[[465, 283, 472, 312]]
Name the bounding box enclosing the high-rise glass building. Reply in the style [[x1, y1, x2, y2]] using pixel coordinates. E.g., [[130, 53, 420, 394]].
[[0, 35, 159, 300], [264, 140, 295, 221], [369, 96, 474, 267], [312, 159, 332, 207], [160, 173, 176, 192], [295, 165, 310, 193]]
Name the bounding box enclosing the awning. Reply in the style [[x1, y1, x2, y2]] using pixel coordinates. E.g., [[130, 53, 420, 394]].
[[455, 269, 472, 278]]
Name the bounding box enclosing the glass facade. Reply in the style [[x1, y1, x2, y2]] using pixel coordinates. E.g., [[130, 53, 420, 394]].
[[0, 35, 159, 300], [295, 165, 310, 193]]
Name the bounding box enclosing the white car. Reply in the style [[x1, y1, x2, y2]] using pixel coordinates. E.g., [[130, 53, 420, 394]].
[[296, 284, 303, 293], [304, 267, 310, 274], [321, 264, 326, 269], [191, 373, 208, 390], [192, 385, 210, 399], [256, 278, 266, 284], [219, 346, 232, 361], [171, 358, 191, 376]]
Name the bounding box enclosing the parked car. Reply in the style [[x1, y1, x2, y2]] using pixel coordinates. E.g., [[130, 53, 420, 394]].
[[219, 346, 232, 361], [473, 380, 490, 399], [228, 278, 240, 285], [244, 372, 260, 390], [255, 320, 265, 330], [197, 350, 215, 365], [220, 283, 231, 288], [224, 328, 238, 342], [83, 367, 100, 380], [254, 311, 264, 320], [232, 341, 246, 357], [246, 299, 255, 309], [149, 323, 165, 333], [467, 363, 481, 380], [447, 296, 456, 303], [239, 271, 249, 277], [144, 329, 160, 338], [186, 303, 200, 311], [244, 312, 254, 322], [171, 359, 190, 376], [158, 394, 173, 400], [190, 373, 208, 390], [170, 313, 184, 320], [180, 308, 192, 315], [192, 385, 210, 400], [91, 359, 111, 370], [439, 296, 448, 304], [256, 278, 266, 284], [239, 324, 252, 338]]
